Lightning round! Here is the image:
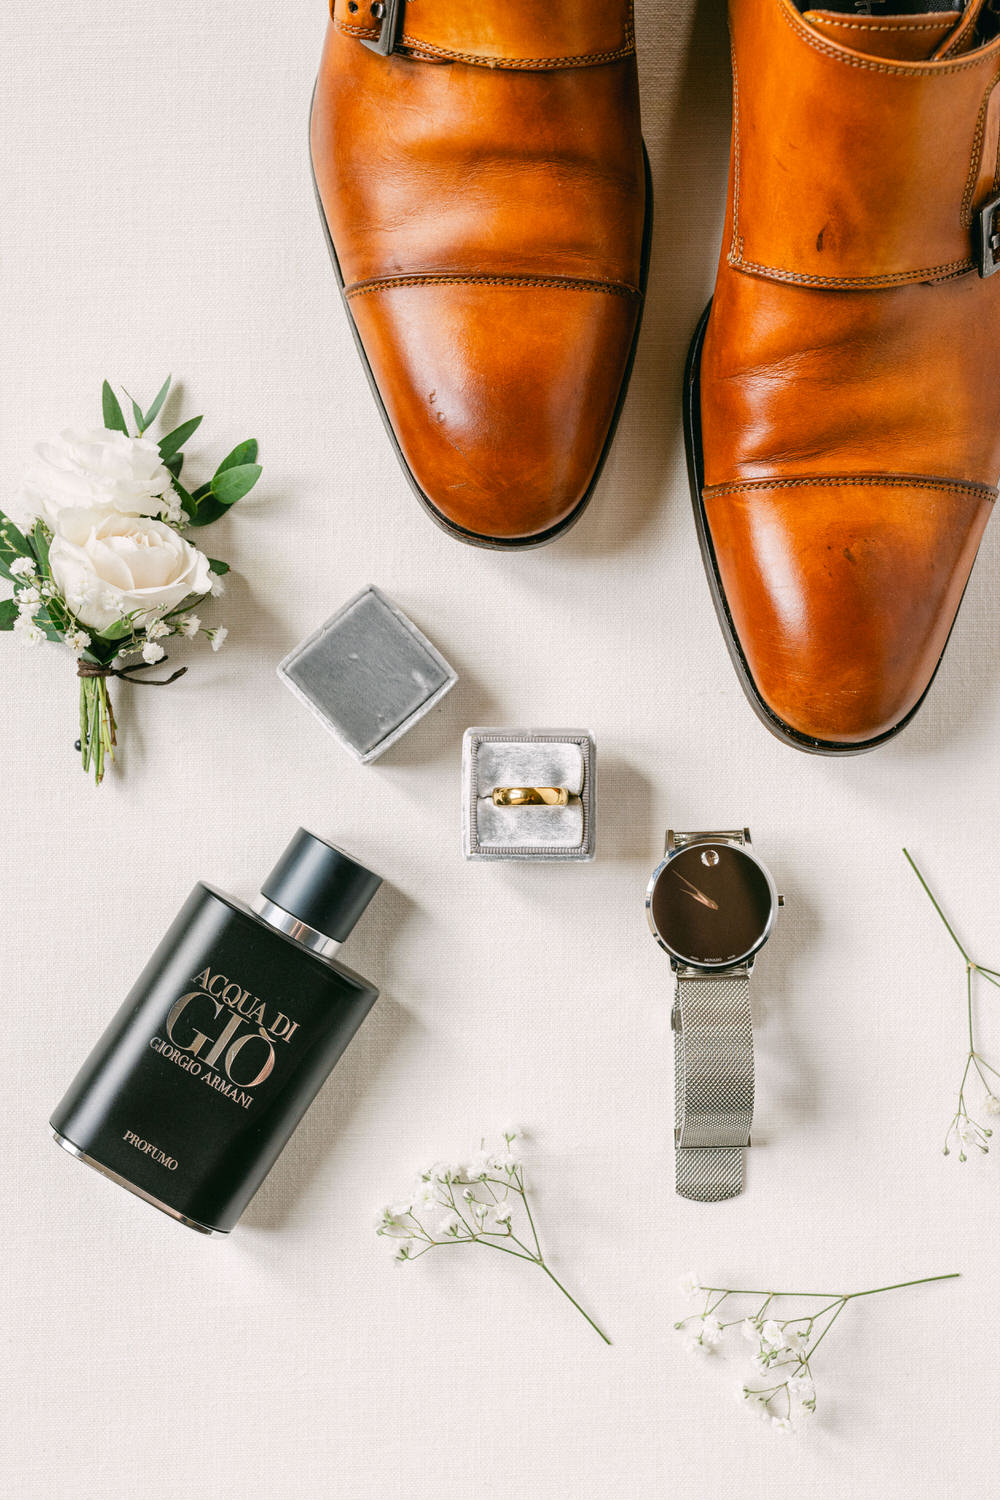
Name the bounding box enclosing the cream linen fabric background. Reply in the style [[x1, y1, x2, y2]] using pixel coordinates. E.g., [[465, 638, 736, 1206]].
[[3, 3, 999, 1496]]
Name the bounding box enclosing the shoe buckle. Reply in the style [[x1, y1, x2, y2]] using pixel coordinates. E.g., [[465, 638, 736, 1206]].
[[975, 193, 1000, 277], [360, 0, 402, 56]]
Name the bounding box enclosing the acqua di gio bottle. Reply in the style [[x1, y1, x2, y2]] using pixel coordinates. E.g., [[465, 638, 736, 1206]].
[[50, 828, 381, 1234]]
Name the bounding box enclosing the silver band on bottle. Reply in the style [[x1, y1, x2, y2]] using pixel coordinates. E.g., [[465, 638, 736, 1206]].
[[251, 896, 341, 962], [673, 969, 754, 1202]]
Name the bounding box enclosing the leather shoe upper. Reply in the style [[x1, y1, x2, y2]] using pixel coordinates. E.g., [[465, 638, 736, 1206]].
[[311, 1, 647, 544], [699, 0, 1000, 745]]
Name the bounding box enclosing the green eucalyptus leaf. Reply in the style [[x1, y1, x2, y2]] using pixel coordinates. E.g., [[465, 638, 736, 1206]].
[[191, 481, 212, 500], [33, 604, 64, 644], [0, 599, 18, 630], [102, 381, 128, 435], [0, 513, 32, 579], [215, 439, 258, 476], [210, 463, 261, 508], [143, 375, 172, 431], [158, 415, 202, 460], [31, 520, 51, 575], [163, 451, 184, 480], [123, 388, 145, 433], [208, 557, 230, 575], [98, 617, 137, 642], [184, 495, 227, 527], [171, 478, 197, 518]]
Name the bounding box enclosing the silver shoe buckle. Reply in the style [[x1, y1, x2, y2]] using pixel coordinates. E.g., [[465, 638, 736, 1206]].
[[975, 194, 1000, 278], [360, 0, 403, 57]]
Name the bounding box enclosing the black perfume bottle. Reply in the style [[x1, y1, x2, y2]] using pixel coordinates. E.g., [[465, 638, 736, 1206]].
[[50, 829, 381, 1234]]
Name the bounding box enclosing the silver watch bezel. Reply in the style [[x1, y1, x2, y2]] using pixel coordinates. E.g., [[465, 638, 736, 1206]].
[[645, 835, 779, 971]]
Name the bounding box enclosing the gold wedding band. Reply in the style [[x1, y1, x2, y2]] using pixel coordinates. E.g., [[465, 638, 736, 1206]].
[[492, 786, 570, 807]]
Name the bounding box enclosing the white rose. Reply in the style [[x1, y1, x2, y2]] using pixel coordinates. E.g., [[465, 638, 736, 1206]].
[[49, 507, 212, 633], [20, 427, 176, 525]]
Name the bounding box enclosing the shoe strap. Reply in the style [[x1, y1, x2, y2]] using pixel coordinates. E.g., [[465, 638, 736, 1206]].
[[331, 0, 635, 70], [728, 0, 1000, 288]]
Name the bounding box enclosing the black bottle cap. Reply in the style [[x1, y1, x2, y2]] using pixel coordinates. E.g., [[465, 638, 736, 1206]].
[[261, 829, 382, 944]]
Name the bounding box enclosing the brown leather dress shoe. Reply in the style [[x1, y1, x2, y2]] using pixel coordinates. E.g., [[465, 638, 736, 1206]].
[[311, 1, 650, 548], [686, 0, 1000, 752]]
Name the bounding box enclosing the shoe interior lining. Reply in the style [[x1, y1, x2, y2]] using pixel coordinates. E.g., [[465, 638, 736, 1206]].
[[796, 0, 999, 45]]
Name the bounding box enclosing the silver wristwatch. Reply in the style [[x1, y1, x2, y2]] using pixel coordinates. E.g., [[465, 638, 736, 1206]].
[[645, 829, 783, 1203]]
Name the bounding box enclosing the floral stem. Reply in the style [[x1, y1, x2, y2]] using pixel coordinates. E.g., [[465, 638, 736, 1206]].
[[537, 1262, 611, 1345], [842, 1274, 960, 1300], [903, 848, 971, 962], [701, 1274, 959, 1301]]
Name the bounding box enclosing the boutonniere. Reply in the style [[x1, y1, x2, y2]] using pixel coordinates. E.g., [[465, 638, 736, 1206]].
[[1, 377, 261, 782]]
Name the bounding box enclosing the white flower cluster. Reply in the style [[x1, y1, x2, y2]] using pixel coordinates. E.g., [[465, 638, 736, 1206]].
[[373, 1130, 609, 1343], [7, 555, 49, 648], [947, 1110, 993, 1161], [377, 1131, 526, 1263], [675, 1276, 818, 1434], [9, 427, 228, 660]]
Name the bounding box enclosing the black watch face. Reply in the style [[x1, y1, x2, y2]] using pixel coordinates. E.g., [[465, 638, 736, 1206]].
[[648, 844, 774, 967]]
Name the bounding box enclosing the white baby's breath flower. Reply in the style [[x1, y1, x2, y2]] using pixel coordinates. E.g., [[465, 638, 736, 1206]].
[[376, 1129, 609, 1342], [740, 1390, 771, 1422], [770, 1417, 793, 1435], [682, 1333, 712, 1356], [788, 1374, 816, 1410], [177, 614, 201, 638], [207, 625, 228, 651], [142, 639, 166, 665], [699, 1317, 723, 1347], [209, 573, 226, 598], [15, 585, 41, 610], [679, 1272, 703, 1300], [413, 1181, 440, 1214], [761, 1320, 788, 1351], [750, 1353, 772, 1377], [740, 1317, 761, 1343], [10, 557, 36, 578], [785, 1329, 809, 1356], [146, 618, 171, 640], [985, 1095, 1000, 1116], [13, 615, 44, 645], [65, 629, 90, 656]]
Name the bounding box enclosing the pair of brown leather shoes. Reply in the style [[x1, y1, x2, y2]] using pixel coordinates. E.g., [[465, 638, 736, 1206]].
[[311, 0, 1000, 752]]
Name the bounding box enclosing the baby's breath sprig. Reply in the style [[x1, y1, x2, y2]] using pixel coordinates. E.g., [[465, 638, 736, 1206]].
[[904, 848, 1000, 1158], [675, 1271, 959, 1433], [376, 1130, 610, 1344]]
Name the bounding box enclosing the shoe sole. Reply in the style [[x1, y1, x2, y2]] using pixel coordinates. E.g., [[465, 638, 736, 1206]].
[[310, 92, 653, 550], [683, 302, 972, 755]]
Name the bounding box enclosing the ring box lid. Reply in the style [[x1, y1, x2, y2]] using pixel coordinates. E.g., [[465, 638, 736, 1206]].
[[278, 586, 457, 763]]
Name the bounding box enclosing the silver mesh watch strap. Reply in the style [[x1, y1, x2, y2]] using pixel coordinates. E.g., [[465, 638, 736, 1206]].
[[673, 970, 755, 1202]]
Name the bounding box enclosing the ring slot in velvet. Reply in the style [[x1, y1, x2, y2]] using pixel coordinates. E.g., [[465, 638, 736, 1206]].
[[475, 742, 585, 849]]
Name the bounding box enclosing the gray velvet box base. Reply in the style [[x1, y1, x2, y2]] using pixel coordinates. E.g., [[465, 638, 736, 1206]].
[[463, 728, 596, 862], [278, 586, 458, 763]]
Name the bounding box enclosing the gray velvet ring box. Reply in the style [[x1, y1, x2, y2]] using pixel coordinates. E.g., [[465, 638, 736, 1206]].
[[278, 586, 457, 762], [463, 728, 596, 861]]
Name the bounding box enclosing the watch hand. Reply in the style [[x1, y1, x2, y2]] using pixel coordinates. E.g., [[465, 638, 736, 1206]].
[[672, 871, 720, 911]]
